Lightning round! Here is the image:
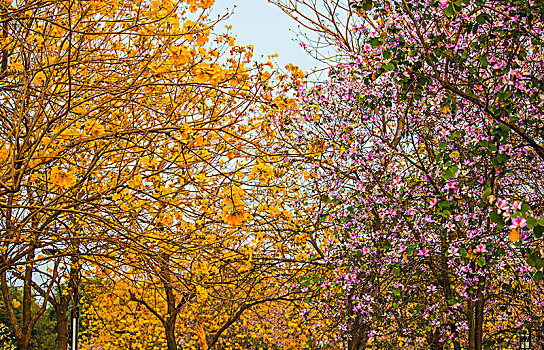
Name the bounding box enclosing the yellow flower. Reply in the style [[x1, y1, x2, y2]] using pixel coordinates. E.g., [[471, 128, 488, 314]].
[[196, 285, 208, 302], [0, 146, 10, 161], [222, 186, 246, 207], [251, 162, 273, 182], [449, 151, 460, 159], [193, 62, 210, 83], [32, 71, 47, 85], [10, 61, 24, 71], [221, 206, 247, 227], [12, 299, 21, 308], [88, 122, 105, 136], [51, 166, 77, 188]]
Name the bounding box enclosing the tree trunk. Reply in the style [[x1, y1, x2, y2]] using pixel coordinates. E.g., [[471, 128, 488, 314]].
[[438, 235, 461, 350], [474, 282, 485, 350], [20, 248, 34, 350], [427, 329, 444, 350], [1, 249, 38, 350], [467, 262, 486, 350], [348, 324, 369, 350], [161, 253, 178, 350], [165, 320, 177, 350], [15, 334, 31, 350], [55, 303, 69, 350], [468, 285, 476, 350]]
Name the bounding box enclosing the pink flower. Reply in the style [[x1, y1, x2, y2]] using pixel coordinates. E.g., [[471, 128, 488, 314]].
[[447, 246, 459, 256], [475, 244, 487, 253], [511, 201, 522, 212], [398, 245, 407, 253], [509, 216, 527, 230], [443, 182, 456, 191], [417, 248, 430, 257], [496, 199, 509, 213], [321, 281, 331, 288], [429, 198, 438, 208]]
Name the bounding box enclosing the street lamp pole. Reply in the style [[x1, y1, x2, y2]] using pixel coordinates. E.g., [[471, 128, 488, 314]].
[[520, 327, 532, 350], [71, 276, 79, 350], [44, 247, 79, 349]]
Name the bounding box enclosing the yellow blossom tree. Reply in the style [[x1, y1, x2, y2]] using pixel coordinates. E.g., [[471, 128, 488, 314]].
[[0, 0, 298, 348]]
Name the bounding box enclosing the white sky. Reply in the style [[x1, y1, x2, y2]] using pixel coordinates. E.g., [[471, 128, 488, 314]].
[[210, 0, 324, 72]]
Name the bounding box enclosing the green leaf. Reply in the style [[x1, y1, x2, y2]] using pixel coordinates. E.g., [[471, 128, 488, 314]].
[[393, 268, 400, 277], [478, 56, 488, 67], [527, 253, 537, 267], [521, 203, 531, 214], [534, 225, 544, 239], [449, 130, 461, 139], [460, 248, 468, 258], [478, 140, 489, 148], [476, 257, 486, 267], [384, 62, 396, 70], [369, 37, 382, 47], [493, 247, 506, 257], [438, 200, 451, 209], [441, 209, 451, 218], [482, 187, 492, 201], [535, 256, 544, 270], [490, 210, 505, 230], [361, 0, 374, 10], [383, 50, 392, 60], [445, 4, 455, 17], [527, 216, 537, 229], [443, 165, 458, 179], [534, 271, 543, 282], [491, 154, 508, 166]]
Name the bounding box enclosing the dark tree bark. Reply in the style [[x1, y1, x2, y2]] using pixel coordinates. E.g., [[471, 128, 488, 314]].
[[348, 323, 369, 350]]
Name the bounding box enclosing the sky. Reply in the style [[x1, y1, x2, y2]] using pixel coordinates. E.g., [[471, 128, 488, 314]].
[[210, 0, 324, 72]]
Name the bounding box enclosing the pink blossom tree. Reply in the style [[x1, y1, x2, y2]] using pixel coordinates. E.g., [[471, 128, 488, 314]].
[[272, 0, 544, 349]]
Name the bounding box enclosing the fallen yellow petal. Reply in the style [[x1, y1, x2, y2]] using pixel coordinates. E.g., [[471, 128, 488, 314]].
[[509, 228, 520, 243]]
